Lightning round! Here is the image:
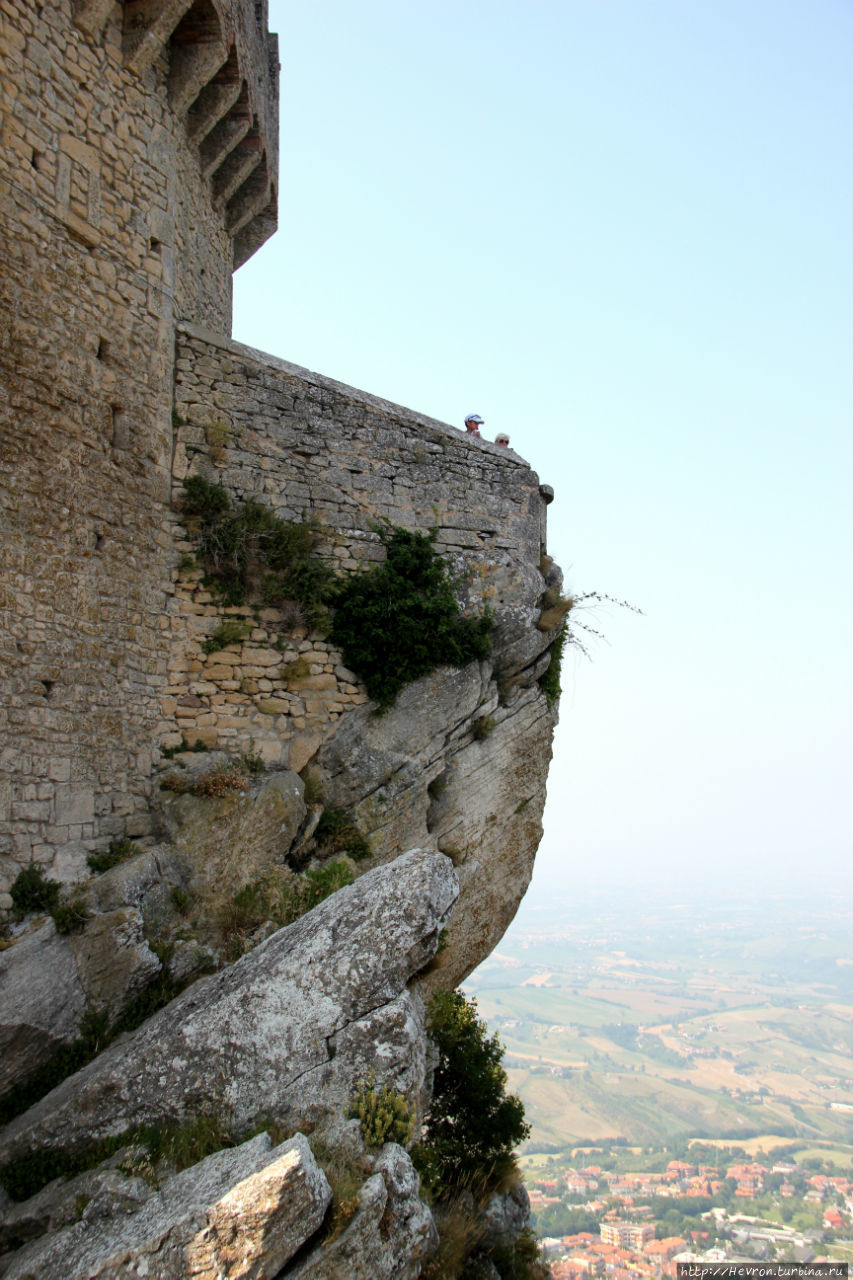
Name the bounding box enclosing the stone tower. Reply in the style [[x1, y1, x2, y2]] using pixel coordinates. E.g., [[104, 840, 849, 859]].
[[0, 1, 280, 878]]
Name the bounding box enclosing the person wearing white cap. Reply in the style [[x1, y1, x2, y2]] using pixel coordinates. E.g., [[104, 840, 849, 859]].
[[464, 413, 484, 436]]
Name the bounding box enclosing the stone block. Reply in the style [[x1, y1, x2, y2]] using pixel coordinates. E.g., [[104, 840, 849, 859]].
[[54, 787, 95, 825]]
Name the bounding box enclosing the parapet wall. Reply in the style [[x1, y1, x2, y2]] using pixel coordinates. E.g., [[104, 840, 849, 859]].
[[164, 322, 552, 771]]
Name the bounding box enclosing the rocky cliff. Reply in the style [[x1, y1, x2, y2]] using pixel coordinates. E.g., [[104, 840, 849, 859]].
[[0, 468, 562, 1273]]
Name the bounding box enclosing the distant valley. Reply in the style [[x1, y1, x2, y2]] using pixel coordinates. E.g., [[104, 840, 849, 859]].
[[464, 886, 853, 1151]]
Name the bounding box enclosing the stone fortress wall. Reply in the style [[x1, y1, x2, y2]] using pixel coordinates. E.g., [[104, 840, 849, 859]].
[[0, 0, 278, 886]]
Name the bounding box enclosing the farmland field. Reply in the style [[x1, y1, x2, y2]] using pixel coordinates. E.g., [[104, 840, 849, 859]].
[[463, 883, 853, 1154]]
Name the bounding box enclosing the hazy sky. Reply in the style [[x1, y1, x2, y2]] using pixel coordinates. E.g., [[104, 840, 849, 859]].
[[234, 1, 852, 902]]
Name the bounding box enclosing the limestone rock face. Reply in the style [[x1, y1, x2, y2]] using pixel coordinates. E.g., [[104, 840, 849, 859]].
[[159, 770, 307, 901], [0, 1166, 153, 1256], [0, 907, 162, 1098], [0, 849, 458, 1167], [482, 1180, 533, 1248], [316, 669, 556, 990], [87, 847, 167, 915], [1, 1133, 331, 1280], [288, 1144, 437, 1280], [0, 920, 86, 1096], [69, 907, 162, 1014], [423, 686, 555, 992]]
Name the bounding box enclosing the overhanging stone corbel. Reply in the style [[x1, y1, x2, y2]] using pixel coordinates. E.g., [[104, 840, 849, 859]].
[[73, 0, 115, 39], [212, 129, 261, 207], [186, 49, 242, 143], [123, 0, 195, 76]]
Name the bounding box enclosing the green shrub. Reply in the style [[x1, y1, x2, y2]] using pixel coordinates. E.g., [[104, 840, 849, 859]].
[[170, 886, 192, 916], [9, 864, 60, 915], [538, 621, 567, 709], [421, 1199, 487, 1280], [310, 1139, 370, 1243], [0, 1111, 234, 1202], [202, 618, 250, 654], [219, 860, 355, 957], [51, 894, 90, 934], [480, 1228, 550, 1279], [299, 859, 355, 908], [142, 1112, 232, 1171], [238, 747, 265, 775], [181, 475, 336, 624], [472, 714, 496, 740], [162, 736, 208, 759], [315, 808, 371, 862], [87, 838, 139, 875], [415, 990, 529, 1201], [536, 591, 575, 632], [348, 1076, 415, 1149], [330, 526, 492, 712]]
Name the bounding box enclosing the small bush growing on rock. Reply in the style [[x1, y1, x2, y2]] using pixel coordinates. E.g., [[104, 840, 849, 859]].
[[472, 714, 496, 741], [330, 525, 492, 712], [0, 1112, 234, 1203], [170, 886, 192, 916], [310, 1138, 370, 1243], [348, 1076, 415, 1149], [218, 879, 273, 951], [420, 1198, 486, 1280], [538, 621, 566, 709], [143, 1111, 232, 1172], [162, 735, 208, 759], [51, 893, 91, 934], [219, 860, 356, 958], [485, 1228, 551, 1279], [202, 617, 250, 654], [315, 807, 371, 862], [9, 864, 60, 916], [191, 765, 251, 798], [87, 837, 139, 875], [536, 589, 575, 633], [181, 474, 336, 625]]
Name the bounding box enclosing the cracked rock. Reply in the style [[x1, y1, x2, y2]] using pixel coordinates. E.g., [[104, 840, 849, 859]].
[[0, 849, 458, 1167]]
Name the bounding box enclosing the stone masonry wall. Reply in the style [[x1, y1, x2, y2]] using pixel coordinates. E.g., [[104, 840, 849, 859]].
[[166, 322, 553, 771], [0, 0, 278, 892]]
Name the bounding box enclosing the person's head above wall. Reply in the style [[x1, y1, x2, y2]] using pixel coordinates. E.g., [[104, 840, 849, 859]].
[[464, 413, 484, 435]]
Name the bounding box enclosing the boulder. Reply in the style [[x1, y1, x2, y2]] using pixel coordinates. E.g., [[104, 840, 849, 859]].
[[481, 1179, 533, 1247], [288, 1143, 436, 1280], [0, 849, 458, 1167], [0, 919, 86, 1097], [69, 908, 162, 1015], [86, 847, 168, 914], [315, 662, 491, 861], [1, 1133, 330, 1280], [0, 1165, 152, 1255]]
